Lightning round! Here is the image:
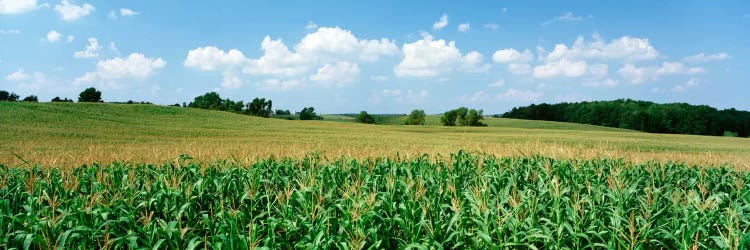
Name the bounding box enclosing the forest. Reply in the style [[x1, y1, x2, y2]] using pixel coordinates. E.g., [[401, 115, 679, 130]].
[[502, 99, 750, 137]]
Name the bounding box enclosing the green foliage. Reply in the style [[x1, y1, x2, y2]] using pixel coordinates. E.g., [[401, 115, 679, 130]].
[[1, 152, 748, 249], [245, 98, 273, 117], [442, 107, 485, 126], [300, 107, 322, 120], [50, 97, 73, 102], [0, 90, 20, 102], [78, 87, 102, 102], [356, 111, 376, 124], [404, 109, 426, 125], [21, 95, 38, 102], [187, 92, 245, 113], [275, 109, 292, 115], [504, 99, 750, 137]]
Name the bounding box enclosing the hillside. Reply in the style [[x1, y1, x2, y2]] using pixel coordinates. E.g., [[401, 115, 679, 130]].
[[1, 102, 749, 166]]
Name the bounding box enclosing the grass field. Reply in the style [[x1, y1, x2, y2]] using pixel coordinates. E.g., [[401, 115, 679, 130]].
[[1, 102, 749, 167]]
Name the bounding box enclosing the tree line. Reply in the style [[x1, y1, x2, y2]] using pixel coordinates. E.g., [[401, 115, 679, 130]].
[[502, 99, 750, 137]]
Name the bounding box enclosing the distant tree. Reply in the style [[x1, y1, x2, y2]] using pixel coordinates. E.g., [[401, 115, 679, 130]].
[[188, 92, 223, 110], [182, 102, 187, 108], [442, 107, 484, 126], [405, 109, 426, 125], [246, 98, 272, 117], [22, 95, 38, 102], [0, 90, 19, 101], [275, 109, 292, 115], [78, 87, 102, 102], [466, 109, 486, 126], [51, 97, 73, 102], [170, 103, 181, 107], [356, 111, 376, 124], [299, 107, 320, 120], [441, 110, 458, 126]]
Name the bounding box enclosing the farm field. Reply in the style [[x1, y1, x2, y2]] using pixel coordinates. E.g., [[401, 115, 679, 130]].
[[2, 152, 749, 249], [1, 102, 750, 167]]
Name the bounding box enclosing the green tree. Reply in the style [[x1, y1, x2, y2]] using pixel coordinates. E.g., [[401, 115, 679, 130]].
[[466, 109, 486, 126], [356, 111, 375, 124], [78, 87, 102, 102], [404, 109, 426, 125], [246, 98, 272, 117], [299, 107, 319, 120], [188, 92, 223, 110], [0, 90, 19, 101], [51, 97, 73, 102], [275, 109, 291, 115], [441, 110, 457, 126], [22, 95, 38, 102]]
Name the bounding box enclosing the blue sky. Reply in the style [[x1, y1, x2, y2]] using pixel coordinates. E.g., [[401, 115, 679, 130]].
[[1, 0, 749, 114]]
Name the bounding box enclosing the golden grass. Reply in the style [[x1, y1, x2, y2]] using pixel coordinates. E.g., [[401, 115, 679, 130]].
[[1, 102, 749, 168]]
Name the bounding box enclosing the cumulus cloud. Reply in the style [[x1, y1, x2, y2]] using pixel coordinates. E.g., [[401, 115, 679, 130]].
[[74, 53, 166, 89], [54, 0, 94, 21], [618, 62, 704, 84], [395, 33, 487, 77], [433, 14, 448, 30], [309, 61, 360, 86], [0, 0, 38, 14], [497, 88, 542, 102], [542, 12, 584, 26], [484, 23, 499, 30], [46, 30, 61, 42], [305, 21, 318, 30], [492, 48, 533, 63], [67, 35, 74, 42], [186, 26, 398, 89], [682, 52, 729, 63], [489, 79, 504, 87], [458, 23, 470, 32], [119, 8, 138, 16], [507, 63, 531, 75], [459, 90, 492, 103], [533, 58, 587, 78], [73, 37, 101, 58], [540, 35, 659, 62], [257, 79, 301, 91], [369, 88, 428, 104], [5, 68, 30, 81]]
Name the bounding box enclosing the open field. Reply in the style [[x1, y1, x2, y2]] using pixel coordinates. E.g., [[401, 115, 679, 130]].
[[1, 102, 750, 167], [2, 152, 748, 248]]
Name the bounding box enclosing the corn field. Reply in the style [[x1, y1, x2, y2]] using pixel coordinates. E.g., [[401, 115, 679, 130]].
[[1, 152, 749, 249]]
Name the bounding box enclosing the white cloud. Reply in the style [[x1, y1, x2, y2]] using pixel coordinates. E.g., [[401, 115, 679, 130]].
[[587, 64, 608, 78], [0, 0, 38, 14], [583, 78, 619, 87], [686, 77, 700, 86], [109, 41, 120, 55], [119, 8, 138, 16], [618, 62, 704, 84], [533, 58, 587, 78], [458, 23, 470, 32], [484, 23, 499, 30], [309, 61, 360, 86], [0, 29, 21, 34], [54, 0, 94, 21], [75, 53, 166, 88], [186, 27, 398, 89], [371, 75, 388, 81], [459, 90, 491, 103], [66, 35, 74, 42], [5, 68, 30, 81], [220, 72, 242, 89], [671, 78, 701, 93], [184, 46, 246, 70], [433, 14, 448, 30], [542, 12, 584, 26], [492, 48, 533, 63], [395, 33, 487, 77], [497, 88, 542, 102], [369, 88, 428, 104], [507, 63, 531, 75], [489, 79, 504, 87], [257, 79, 301, 91], [540, 35, 659, 62], [305, 21, 318, 30], [682, 52, 729, 63], [73, 37, 101, 58], [46, 30, 61, 42]]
